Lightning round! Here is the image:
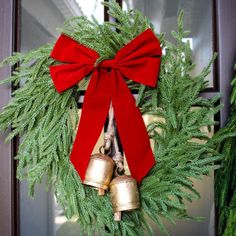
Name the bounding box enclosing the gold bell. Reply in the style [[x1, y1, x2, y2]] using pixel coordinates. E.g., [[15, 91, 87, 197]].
[[83, 146, 115, 195], [110, 175, 140, 221]]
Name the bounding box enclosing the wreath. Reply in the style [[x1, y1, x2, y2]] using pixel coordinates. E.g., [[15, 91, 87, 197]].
[[0, 1, 227, 235]]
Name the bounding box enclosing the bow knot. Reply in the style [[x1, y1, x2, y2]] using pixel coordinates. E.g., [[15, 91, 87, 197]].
[[99, 59, 117, 70], [50, 29, 162, 183]]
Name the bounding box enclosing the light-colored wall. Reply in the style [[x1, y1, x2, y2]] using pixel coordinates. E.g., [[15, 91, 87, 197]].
[[20, 1, 66, 235], [20, 179, 55, 236]]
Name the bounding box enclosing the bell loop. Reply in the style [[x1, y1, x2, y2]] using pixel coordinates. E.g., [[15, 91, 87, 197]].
[[99, 145, 111, 156], [115, 166, 125, 177]]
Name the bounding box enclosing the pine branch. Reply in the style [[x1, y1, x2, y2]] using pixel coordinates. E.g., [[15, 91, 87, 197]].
[[215, 64, 236, 236]]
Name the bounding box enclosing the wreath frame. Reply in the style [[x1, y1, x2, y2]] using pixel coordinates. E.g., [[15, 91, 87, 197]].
[[0, 1, 227, 235]]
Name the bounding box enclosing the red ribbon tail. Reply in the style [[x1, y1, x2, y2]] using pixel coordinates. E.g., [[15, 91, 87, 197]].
[[112, 74, 156, 184], [70, 71, 111, 181]]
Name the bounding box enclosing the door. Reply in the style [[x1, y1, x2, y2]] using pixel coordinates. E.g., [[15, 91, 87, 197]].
[[0, 0, 236, 235]]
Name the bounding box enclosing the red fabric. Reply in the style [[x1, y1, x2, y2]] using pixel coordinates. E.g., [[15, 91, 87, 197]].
[[50, 29, 162, 183]]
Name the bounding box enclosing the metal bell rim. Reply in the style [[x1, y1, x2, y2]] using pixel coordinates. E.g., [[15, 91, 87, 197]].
[[83, 179, 109, 190], [112, 202, 140, 212]]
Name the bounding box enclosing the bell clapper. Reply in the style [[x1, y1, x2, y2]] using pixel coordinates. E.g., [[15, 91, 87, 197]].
[[114, 211, 122, 221], [98, 188, 105, 196]]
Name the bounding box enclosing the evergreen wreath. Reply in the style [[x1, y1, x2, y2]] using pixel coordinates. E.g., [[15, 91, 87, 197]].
[[0, 1, 231, 235]]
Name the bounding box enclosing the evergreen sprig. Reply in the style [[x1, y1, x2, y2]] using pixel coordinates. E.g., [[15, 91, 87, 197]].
[[215, 64, 236, 236], [0, 1, 229, 235]]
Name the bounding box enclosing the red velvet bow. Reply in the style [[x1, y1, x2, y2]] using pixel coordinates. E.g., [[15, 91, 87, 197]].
[[50, 29, 162, 183]]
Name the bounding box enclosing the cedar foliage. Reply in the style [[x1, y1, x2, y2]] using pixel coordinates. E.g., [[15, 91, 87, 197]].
[[0, 1, 230, 235], [215, 64, 236, 236]]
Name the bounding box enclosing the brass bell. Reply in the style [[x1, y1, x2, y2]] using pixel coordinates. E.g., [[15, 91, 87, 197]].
[[110, 175, 140, 221], [83, 146, 114, 195]]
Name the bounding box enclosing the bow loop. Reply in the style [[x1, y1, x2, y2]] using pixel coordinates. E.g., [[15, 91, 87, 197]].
[[50, 29, 162, 183], [115, 29, 162, 87], [50, 34, 99, 93]]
